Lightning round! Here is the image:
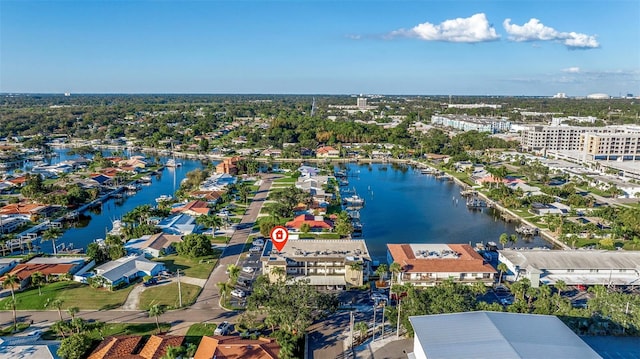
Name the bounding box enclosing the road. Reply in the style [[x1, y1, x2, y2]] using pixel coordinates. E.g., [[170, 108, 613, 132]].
[[0, 174, 279, 330]]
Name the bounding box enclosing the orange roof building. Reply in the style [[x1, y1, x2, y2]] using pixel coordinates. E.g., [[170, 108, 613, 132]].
[[194, 336, 280, 359], [386, 243, 497, 286], [189, 190, 224, 202], [285, 214, 333, 231], [316, 146, 339, 158], [0, 203, 49, 216], [215, 156, 241, 175], [170, 200, 211, 216], [88, 335, 184, 359]]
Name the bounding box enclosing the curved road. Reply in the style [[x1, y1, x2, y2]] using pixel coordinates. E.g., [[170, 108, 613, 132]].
[[0, 174, 279, 331]]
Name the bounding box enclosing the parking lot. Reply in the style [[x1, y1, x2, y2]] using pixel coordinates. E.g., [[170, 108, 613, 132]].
[[228, 237, 264, 308]]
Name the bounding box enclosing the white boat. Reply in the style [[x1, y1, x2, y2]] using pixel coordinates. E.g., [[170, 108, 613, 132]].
[[108, 219, 124, 236], [166, 158, 182, 167], [344, 194, 365, 206], [155, 195, 173, 203]]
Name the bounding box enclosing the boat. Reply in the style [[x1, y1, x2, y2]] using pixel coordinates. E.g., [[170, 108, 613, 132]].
[[516, 225, 539, 236], [344, 194, 365, 206], [166, 158, 182, 167], [155, 195, 173, 203], [466, 197, 487, 209], [108, 219, 124, 236], [125, 184, 140, 191], [338, 178, 349, 186], [139, 175, 152, 183]]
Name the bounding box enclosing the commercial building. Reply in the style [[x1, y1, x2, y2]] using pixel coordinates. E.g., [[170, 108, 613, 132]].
[[498, 249, 640, 287], [386, 244, 497, 286], [260, 239, 371, 288], [431, 115, 511, 133], [582, 132, 640, 161], [408, 311, 601, 359]]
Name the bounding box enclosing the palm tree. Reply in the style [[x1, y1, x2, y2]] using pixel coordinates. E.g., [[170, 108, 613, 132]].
[[278, 338, 295, 359], [4, 297, 18, 332], [554, 280, 567, 296], [389, 262, 402, 299], [375, 264, 388, 286], [270, 266, 286, 282], [471, 281, 488, 295], [161, 345, 185, 359], [67, 306, 80, 320], [148, 304, 165, 332], [499, 233, 509, 249], [31, 271, 46, 296], [47, 298, 65, 321], [217, 281, 230, 303], [497, 263, 508, 285], [509, 234, 518, 248], [349, 261, 364, 286], [226, 264, 241, 282], [3, 273, 20, 300], [196, 214, 223, 235], [354, 321, 368, 344], [42, 227, 63, 255]]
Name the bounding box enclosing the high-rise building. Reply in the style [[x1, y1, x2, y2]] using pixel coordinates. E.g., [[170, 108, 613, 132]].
[[356, 97, 367, 109]]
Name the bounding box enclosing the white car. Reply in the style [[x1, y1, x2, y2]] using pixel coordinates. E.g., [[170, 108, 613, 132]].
[[249, 246, 262, 253], [214, 321, 232, 335], [252, 239, 264, 247], [231, 289, 246, 298], [242, 266, 255, 274]]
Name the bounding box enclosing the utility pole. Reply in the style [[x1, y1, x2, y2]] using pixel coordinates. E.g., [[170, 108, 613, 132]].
[[381, 302, 386, 340], [349, 311, 354, 351], [372, 303, 377, 342], [177, 269, 182, 307]]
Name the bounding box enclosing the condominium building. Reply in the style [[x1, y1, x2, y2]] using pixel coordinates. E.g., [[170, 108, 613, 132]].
[[260, 239, 371, 288], [431, 115, 511, 133], [387, 244, 497, 286], [520, 125, 640, 161]]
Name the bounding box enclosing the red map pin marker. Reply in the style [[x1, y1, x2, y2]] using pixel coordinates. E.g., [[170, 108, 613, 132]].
[[270, 226, 289, 252]]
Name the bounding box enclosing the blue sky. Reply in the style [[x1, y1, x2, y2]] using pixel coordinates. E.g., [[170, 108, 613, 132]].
[[1, 0, 638, 96]]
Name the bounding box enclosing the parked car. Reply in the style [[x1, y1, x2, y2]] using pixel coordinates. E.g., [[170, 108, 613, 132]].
[[242, 266, 255, 274], [231, 289, 246, 298], [143, 278, 158, 287], [252, 239, 264, 247], [249, 246, 262, 253], [214, 321, 233, 335]]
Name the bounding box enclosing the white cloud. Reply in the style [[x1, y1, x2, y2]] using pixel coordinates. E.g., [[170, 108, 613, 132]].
[[503, 18, 599, 49], [562, 67, 581, 73], [388, 13, 500, 43]]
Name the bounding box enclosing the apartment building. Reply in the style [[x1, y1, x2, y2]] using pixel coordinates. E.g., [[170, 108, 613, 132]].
[[260, 239, 371, 288], [582, 132, 640, 161], [431, 115, 511, 133]]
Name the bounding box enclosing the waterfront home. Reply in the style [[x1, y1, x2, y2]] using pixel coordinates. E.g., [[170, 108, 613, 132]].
[[529, 202, 570, 215], [298, 165, 320, 177], [0, 215, 28, 234], [261, 148, 282, 158], [215, 156, 241, 175], [498, 249, 640, 287], [286, 214, 333, 232], [200, 173, 237, 191], [170, 200, 211, 216], [90, 173, 113, 186], [188, 190, 224, 203], [156, 213, 198, 235], [0, 203, 57, 220], [88, 335, 184, 359], [94, 255, 166, 288], [386, 244, 497, 286], [125, 233, 183, 258], [316, 146, 340, 158], [408, 312, 600, 359], [194, 336, 281, 359], [3, 256, 87, 289], [261, 239, 371, 288], [425, 153, 451, 164]]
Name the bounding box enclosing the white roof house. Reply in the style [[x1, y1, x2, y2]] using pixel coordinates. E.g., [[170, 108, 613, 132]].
[[94, 255, 165, 286], [408, 311, 601, 359]]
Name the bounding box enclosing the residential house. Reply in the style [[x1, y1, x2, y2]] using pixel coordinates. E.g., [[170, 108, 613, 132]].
[[286, 214, 333, 232], [297, 165, 320, 177], [216, 156, 240, 175], [529, 202, 570, 216], [408, 312, 600, 359], [261, 148, 283, 158], [94, 255, 166, 287], [156, 213, 198, 235], [0, 203, 57, 220], [200, 173, 237, 191], [194, 336, 281, 359], [88, 335, 184, 359], [125, 233, 183, 258], [498, 249, 640, 287], [188, 190, 224, 203], [3, 259, 84, 289], [0, 216, 28, 234], [261, 239, 371, 287], [0, 258, 18, 276], [386, 244, 497, 286], [316, 146, 340, 158], [90, 174, 113, 186], [170, 200, 211, 216]]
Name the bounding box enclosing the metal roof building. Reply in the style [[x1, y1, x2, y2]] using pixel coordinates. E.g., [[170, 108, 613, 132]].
[[408, 311, 601, 359]]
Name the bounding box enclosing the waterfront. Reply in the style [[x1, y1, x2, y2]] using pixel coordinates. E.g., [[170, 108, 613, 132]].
[[339, 163, 549, 262], [33, 152, 548, 258]]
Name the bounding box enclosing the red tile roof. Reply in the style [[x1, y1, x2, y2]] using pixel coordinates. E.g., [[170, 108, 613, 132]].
[[194, 336, 280, 359], [138, 335, 184, 359], [170, 200, 210, 215], [87, 335, 184, 359], [387, 244, 496, 274], [286, 214, 333, 230], [7, 263, 76, 280], [0, 203, 47, 215], [316, 146, 337, 154]]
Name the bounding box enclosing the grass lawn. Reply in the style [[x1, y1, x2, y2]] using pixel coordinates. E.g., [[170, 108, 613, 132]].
[[186, 322, 217, 337], [211, 236, 230, 243], [0, 281, 133, 310], [0, 322, 31, 336], [138, 282, 201, 310], [273, 177, 297, 183], [154, 255, 217, 279], [42, 322, 171, 341]]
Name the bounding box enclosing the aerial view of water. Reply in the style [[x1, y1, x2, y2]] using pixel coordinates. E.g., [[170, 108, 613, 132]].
[[338, 163, 548, 262], [38, 152, 548, 258]]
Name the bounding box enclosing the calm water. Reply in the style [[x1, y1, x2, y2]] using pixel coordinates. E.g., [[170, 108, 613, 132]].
[[339, 163, 548, 262], [39, 152, 547, 257], [42, 149, 207, 252]]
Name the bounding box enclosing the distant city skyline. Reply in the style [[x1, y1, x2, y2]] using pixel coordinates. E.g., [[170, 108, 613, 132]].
[[1, 0, 638, 96]]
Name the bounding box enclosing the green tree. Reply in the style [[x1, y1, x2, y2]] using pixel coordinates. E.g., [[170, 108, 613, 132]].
[[497, 263, 508, 285], [554, 280, 567, 296], [349, 261, 364, 286], [148, 304, 166, 332], [354, 321, 369, 344], [31, 271, 46, 296], [57, 333, 92, 359], [47, 298, 65, 321], [42, 227, 63, 255], [375, 264, 388, 286], [499, 233, 508, 249], [2, 273, 20, 300], [4, 297, 18, 332], [226, 264, 241, 282], [217, 281, 231, 303], [176, 233, 213, 257], [196, 214, 223, 234], [334, 211, 353, 237], [67, 306, 80, 320]]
